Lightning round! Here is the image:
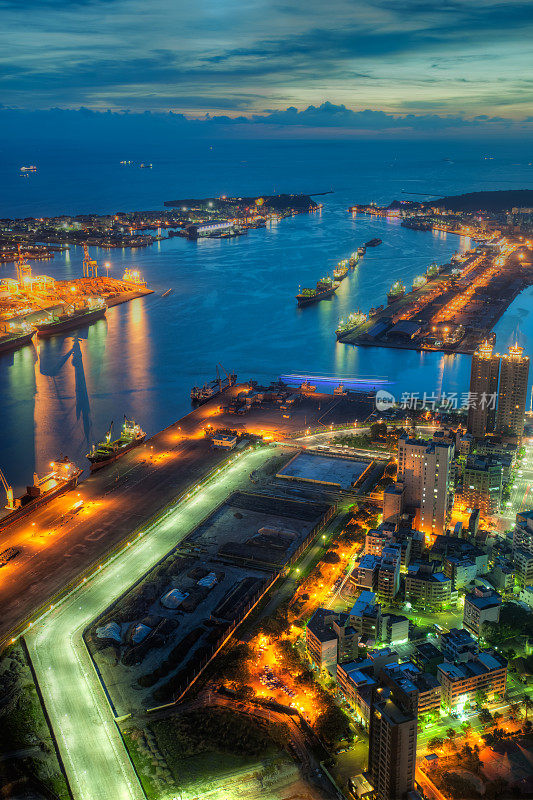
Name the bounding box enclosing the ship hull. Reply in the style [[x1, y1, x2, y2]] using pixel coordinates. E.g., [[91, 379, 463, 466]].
[[0, 331, 35, 355], [88, 435, 146, 471], [296, 286, 337, 307], [387, 292, 405, 305], [191, 374, 237, 404], [0, 471, 82, 532], [36, 306, 106, 337]]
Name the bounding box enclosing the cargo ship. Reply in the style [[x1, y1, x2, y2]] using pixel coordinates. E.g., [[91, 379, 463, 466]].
[[365, 238, 382, 247], [191, 364, 237, 404], [300, 380, 317, 393], [348, 252, 359, 268], [296, 277, 340, 307], [357, 246, 366, 256], [336, 310, 367, 335], [0, 457, 82, 532], [0, 322, 36, 355], [387, 281, 406, 304], [36, 298, 107, 336], [87, 418, 146, 471], [333, 261, 349, 281]]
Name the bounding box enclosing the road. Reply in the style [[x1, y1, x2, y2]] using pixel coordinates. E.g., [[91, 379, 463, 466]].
[[497, 438, 533, 526], [25, 446, 280, 800], [0, 385, 357, 647]]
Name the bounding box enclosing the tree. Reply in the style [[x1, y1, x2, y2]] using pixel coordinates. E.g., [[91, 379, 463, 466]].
[[315, 705, 352, 749], [478, 707, 493, 725], [427, 736, 444, 750], [474, 689, 488, 707], [445, 727, 456, 740], [370, 422, 387, 441]]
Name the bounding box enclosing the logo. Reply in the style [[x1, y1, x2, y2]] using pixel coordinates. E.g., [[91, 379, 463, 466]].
[[375, 389, 395, 412]]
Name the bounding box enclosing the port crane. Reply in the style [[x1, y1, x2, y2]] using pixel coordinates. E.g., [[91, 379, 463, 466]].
[[16, 245, 32, 286], [0, 467, 14, 510], [83, 244, 99, 279]]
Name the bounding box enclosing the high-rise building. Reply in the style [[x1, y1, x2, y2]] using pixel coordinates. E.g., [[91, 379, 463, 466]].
[[495, 344, 529, 439], [368, 689, 417, 800], [397, 436, 454, 537], [467, 341, 500, 438]]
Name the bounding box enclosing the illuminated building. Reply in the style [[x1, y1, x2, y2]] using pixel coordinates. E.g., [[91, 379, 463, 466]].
[[405, 564, 452, 610], [368, 689, 417, 800], [495, 343, 529, 439], [437, 651, 507, 711], [376, 544, 401, 602], [462, 455, 503, 513], [382, 482, 405, 525], [397, 436, 454, 537], [379, 661, 441, 716], [463, 587, 502, 636], [467, 341, 500, 438]]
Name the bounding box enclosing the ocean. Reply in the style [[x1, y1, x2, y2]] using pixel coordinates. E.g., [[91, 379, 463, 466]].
[[1, 137, 532, 489]]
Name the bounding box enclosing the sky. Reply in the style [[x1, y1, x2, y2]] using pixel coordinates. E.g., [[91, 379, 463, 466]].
[[1, 0, 533, 136]]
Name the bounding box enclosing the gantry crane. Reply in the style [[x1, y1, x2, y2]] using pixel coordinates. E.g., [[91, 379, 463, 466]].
[[0, 467, 14, 510], [82, 244, 98, 279], [16, 244, 32, 286]]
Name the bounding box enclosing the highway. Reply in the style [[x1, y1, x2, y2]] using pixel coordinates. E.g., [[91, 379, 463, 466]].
[[25, 445, 279, 800]]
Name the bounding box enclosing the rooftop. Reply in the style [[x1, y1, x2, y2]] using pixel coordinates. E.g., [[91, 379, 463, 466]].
[[465, 590, 502, 610]]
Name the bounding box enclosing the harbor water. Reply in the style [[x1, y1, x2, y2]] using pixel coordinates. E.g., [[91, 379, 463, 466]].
[[1, 138, 532, 488]]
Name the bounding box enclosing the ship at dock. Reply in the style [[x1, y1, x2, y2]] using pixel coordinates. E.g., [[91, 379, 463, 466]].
[[0, 457, 82, 532], [87, 417, 146, 471], [0, 321, 36, 355], [191, 364, 237, 404], [296, 277, 340, 307], [35, 297, 107, 336], [387, 281, 406, 304]]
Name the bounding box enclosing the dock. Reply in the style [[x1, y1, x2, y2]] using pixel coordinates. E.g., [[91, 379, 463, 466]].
[[337, 243, 533, 355]]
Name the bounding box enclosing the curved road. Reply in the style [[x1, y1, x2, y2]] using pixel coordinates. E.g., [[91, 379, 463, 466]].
[[25, 446, 279, 800]]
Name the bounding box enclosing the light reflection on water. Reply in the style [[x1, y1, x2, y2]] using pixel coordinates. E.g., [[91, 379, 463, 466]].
[[1, 197, 533, 489]]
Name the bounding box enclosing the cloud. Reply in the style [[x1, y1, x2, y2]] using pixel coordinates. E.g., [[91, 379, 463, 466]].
[[0, 0, 531, 117], [0, 102, 531, 146]]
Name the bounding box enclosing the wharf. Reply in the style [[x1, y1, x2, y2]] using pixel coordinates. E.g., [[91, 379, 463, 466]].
[[0, 385, 371, 648], [1, 278, 153, 328], [337, 247, 533, 355]]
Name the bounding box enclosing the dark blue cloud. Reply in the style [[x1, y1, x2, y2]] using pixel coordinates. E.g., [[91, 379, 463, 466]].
[[0, 0, 531, 120]]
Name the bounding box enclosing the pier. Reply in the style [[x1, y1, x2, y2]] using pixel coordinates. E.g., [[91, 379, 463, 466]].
[[337, 242, 533, 355]]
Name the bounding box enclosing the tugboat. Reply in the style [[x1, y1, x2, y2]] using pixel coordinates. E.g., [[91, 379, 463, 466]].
[[0, 457, 82, 532], [387, 281, 406, 304], [365, 238, 382, 247], [87, 417, 146, 471], [0, 321, 36, 355], [36, 297, 107, 336], [191, 364, 237, 404], [296, 277, 340, 307]]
